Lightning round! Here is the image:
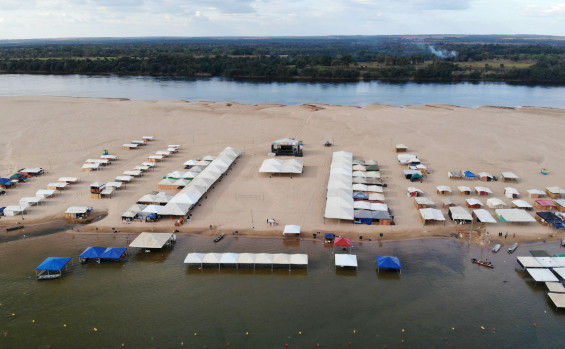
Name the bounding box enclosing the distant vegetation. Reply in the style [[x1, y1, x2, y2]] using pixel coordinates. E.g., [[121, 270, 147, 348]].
[[1, 35, 565, 83]]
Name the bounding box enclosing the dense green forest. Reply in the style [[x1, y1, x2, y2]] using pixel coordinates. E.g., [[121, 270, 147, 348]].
[[1, 36, 564, 83]]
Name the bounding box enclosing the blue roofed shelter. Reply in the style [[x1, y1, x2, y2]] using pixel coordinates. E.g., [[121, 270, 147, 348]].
[[376, 256, 402, 274], [464, 171, 477, 179], [36, 257, 72, 280], [79, 247, 127, 263]]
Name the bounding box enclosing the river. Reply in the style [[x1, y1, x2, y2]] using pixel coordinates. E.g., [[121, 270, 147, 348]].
[[1, 232, 564, 348], [1, 74, 565, 109]]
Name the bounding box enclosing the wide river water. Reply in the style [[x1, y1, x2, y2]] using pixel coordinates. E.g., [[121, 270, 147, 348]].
[[1, 232, 564, 348], [1, 74, 565, 108]]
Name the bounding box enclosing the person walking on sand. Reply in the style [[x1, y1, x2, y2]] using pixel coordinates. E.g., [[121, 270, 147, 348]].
[[505, 232, 508, 239]]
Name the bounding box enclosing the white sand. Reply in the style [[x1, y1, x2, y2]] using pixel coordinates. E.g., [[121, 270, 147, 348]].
[[1, 97, 564, 242]]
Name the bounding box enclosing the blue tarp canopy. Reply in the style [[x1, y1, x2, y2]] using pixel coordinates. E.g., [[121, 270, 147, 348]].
[[376, 256, 402, 270], [464, 171, 477, 178], [36, 257, 72, 271], [80, 247, 127, 259], [0, 178, 14, 185], [324, 233, 335, 239], [537, 212, 564, 225]]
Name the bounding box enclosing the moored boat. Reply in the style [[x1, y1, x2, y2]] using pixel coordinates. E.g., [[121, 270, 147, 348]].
[[492, 244, 501, 253], [6, 225, 24, 232], [214, 233, 225, 243], [508, 242, 518, 254], [471, 258, 494, 268]]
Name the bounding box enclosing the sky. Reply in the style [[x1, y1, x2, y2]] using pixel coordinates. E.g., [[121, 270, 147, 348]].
[[1, 0, 565, 39]]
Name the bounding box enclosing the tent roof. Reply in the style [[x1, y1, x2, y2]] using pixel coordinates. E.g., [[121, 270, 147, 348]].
[[501, 172, 519, 179], [367, 185, 383, 193], [512, 199, 532, 208], [495, 209, 536, 223], [122, 211, 137, 218], [353, 201, 371, 210], [475, 186, 493, 193], [325, 196, 354, 220], [473, 209, 497, 223], [142, 205, 163, 214], [334, 237, 352, 247], [517, 256, 544, 268], [505, 187, 519, 195], [66, 206, 91, 214], [536, 199, 557, 207], [220, 253, 239, 264], [283, 225, 301, 235], [129, 232, 174, 248], [376, 256, 402, 269], [36, 257, 72, 271], [449, 206, 473, 221], [527, 268, 559, 282], [415, 197, 435, 206], [202, 253, 222, 264], [466, 198, 483, 206], [486, 198, 507, 208], [290, 254, 308, 265], [458, 186, 471, 192], [436, 185, 452, 192], [464, 170, 477, 177], [237, 253, 257, 264], [335, 254, 358, 267], [255, 253, 274, 264], [527, 189, 546, 195], [80, 247, 126, 259], [184, 253, 205, 264], [159, 202, 191, 216], [420, 208, 445, 221]]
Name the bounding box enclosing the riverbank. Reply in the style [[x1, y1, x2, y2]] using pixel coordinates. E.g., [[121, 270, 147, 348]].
[[0, 96, 564, 246]]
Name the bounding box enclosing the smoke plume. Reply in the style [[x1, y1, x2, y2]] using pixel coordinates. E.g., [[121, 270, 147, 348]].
[[428, 45, 458, 59]]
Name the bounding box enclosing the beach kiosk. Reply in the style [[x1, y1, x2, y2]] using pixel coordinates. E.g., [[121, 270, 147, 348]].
[[36, 257, 72, 280], [283, 225, 301, 236], [271, 138, 303, 157], [376, 256, 402, 274], [395, 144, 408, 153], [65, 206, 92, 220]]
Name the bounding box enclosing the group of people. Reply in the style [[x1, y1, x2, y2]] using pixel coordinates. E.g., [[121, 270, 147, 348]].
[[267, 218, 277, 227]]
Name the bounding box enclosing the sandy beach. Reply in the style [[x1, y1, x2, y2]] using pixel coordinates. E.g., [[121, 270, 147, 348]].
[[1, 96, 564, 244]]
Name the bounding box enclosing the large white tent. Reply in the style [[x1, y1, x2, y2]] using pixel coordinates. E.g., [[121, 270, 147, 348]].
[[473, 209, 497, 223], [495, 209, 536, 223], [129, 232, 175, 249], [283, 225, 301, 235], [335, 254, 358, 268]]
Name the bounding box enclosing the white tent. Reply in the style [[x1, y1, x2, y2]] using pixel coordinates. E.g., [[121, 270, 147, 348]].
[[123, 170, 142, 177], [398, 154, 419, 164], [255, 253, 274, 265], [504, 187, 520, 198], [352, 171, 366, 178], [273, 253, 291, 265], [158, 202, 191, 216], [527, 189, 546, 198], [473, 209, 497, 223], [458, 186, 471, 193], [352, 164, 366, 171], [3, 206, 25, 216], [352, 184, 368, 191], [368, 193, 385, 201], [335, 254, 358, 268], [475, 186, 493, 194], [167, 171, 186, 179], [66, 206, 91, 214], [365, 172, 381, 179], [325, 196, 354, 220], [129, 232, 175, 248], [368, 185, 384, 193], [58, 177, 80, 183], [527, 268, 559, 282], [283, 225, 301, 235], [184, 252, 205, 264], [115, 176, 133, 182], [142, 205, 163, 214], [436, 185, 452, 193], [184, 159, 198, 167], [290, 254, 308, 266], [237, 253, 257, 265], [280, 159, 304, 173], [449, 206, 473, 221], [419, 208, 445, 222], [353, 201, 371, 210], [36, 189, 56, 198], [415, 197, 435, 206], [466, 198, 483, 207], [327, 187, 352, 200], [512, 200, 533, 209], [202, 253, 222, 265], [220, 253, 239, 265], [501, 172, 519, 181], [487, 198, 507, 209], [370, 203, 388, 212]]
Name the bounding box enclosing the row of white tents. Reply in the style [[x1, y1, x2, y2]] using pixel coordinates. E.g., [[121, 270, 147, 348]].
[[184, 252, 308, 269], [2, 177, 80, 216], [259, 158, 304, 174], [156, 147, 242, 217], [324, 151, 355, 220]]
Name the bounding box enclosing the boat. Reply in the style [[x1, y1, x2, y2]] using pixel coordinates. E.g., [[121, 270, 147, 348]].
[[214, 233, 225, 243], [6, 225, 24, 232], [492, 244, 501, 253], [471, 258, 494, 268], [508, 242, 519, 254]]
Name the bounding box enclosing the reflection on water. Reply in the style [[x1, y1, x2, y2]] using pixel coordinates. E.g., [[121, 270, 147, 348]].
[[1, 74, 565, 108], [1, 232, 565, 348]]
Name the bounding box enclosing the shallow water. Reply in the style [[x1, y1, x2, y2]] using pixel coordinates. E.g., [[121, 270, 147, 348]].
[[1, 74, 565, 109], [1, 232, 565, 348]]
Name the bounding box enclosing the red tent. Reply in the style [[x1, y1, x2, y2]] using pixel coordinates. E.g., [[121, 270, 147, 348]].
[[334, 237, 352, 247]]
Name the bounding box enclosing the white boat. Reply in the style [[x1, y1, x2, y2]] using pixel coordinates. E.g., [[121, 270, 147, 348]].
[[508, 242, 518, 254], [492, 244, 501, 253]]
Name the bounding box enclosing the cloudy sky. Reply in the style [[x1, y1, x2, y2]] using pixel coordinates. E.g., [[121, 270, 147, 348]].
[[1, 0, 564, 39]]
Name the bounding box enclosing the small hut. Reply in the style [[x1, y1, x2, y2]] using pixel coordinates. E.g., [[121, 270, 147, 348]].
[[122, 143, 138, 150], [465, 198, 483, 209], [478, 172, 494, 182], [512, 200, 533, 211], [504, 187, 520, 199], [555, 199, 565, 213], [441, 198, 457, 209], [407, 187, 423, 197], [458, 186, 471, 195], [500, 172, 519, 182], [546, 187, 565, 199], [65, 206, 92, 220], [414, 197, 435, 209], [448, 171, 463, 180], [436, 186, 452, 195], [527, 189, 546, 199], [90, 182, 105, 198], [475, 186, 493, 196], [395, 144, 408, 153]]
